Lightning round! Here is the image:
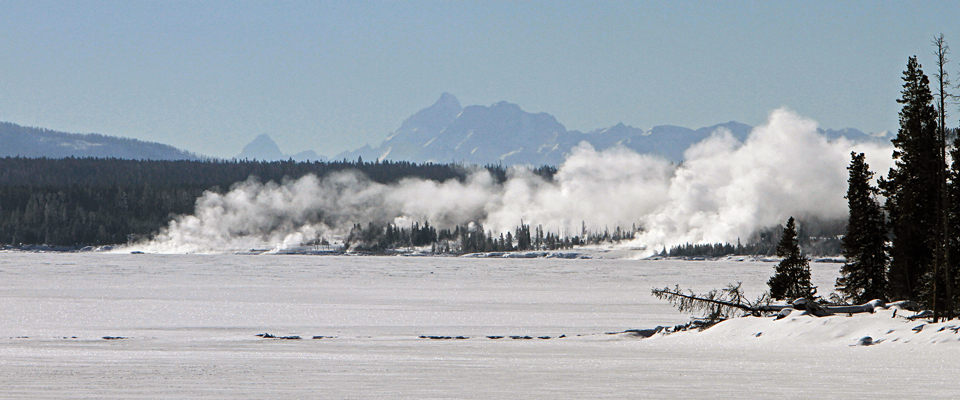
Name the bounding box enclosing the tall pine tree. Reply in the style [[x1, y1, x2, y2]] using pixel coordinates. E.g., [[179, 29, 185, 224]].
[[881, 56, 942, 304], [767, 217, 813, 301], [948, 132, 960, 314], [837, 152, 888, 303], [933, 35, 955, 320]]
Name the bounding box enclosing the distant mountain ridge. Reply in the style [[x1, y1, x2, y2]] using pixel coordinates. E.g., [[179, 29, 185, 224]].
[[235, 134, 323, 162], [3, 94, 893, 165], [0, 122, 199, 161], [335, 93, 893, 165]]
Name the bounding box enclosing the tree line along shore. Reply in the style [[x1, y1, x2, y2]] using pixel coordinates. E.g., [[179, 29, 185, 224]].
[[0, 154, 843, 256]]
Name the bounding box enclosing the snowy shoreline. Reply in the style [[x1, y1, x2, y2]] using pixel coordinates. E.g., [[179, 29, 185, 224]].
[[1, 253, 957, 397], [648, 306, 960, 347], [3, 243, 848, 264]]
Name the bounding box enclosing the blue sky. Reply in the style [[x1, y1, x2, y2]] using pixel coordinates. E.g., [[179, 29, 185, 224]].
[[1, 1, 958, 158]]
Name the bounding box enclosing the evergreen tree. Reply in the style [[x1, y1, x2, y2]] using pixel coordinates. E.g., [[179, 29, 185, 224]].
[[948, 133, 960, 313], [767, 217, 813, 301], [881, 56, 942, 304], [933, 34, 956, 319], [837, 152, 889, 303], [515, 223, 531, 251]]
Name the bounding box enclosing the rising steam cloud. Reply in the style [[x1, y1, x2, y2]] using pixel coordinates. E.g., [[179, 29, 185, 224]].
[[134, 108, 894, 255]]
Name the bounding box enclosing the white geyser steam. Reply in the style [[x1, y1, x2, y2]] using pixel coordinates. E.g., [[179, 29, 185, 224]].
[[135, 108, 894, 255]]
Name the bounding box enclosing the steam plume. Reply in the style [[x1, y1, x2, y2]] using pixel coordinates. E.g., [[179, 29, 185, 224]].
[[134, 108, 894, 255]]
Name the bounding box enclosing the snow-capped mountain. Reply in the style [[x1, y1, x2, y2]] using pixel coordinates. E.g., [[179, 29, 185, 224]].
[[336, 93, 890, 166], [2, 94, 892, 166]]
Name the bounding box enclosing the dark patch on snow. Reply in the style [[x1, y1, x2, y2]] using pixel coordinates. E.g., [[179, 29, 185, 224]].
[[255, 333, 300, 339], [102, 336, 127, 340], [936, 325, 959, 333], [510, 335, 533, 340], [623, 327, 664, 338], [486, 336, 504, 339], [908, 310, 933, 320], [814, 258, 845, 263]]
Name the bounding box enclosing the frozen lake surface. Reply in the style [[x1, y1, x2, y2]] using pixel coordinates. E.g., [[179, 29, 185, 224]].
[[1, 253, 957, 398]]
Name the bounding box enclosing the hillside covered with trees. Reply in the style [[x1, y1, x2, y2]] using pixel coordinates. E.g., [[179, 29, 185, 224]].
[[0, 122, 200, 160], [0, 157, 550, 247]]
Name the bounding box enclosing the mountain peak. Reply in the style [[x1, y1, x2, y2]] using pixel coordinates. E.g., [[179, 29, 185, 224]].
[[334, 95, 888, 166], [490, 100, 521, 111], [237, 134, 284, 161], [396, 93, 464, 135], [436, 92, 461, 109]]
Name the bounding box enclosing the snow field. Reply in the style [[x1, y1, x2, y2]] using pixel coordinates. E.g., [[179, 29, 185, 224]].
[[0, 253, 958, 398]]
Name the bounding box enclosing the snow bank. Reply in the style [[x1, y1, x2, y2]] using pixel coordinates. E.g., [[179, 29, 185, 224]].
[[656, 307, 960, 347]]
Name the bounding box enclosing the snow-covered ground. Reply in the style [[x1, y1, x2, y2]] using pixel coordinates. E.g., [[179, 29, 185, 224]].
[[1, 253, 957, 398]]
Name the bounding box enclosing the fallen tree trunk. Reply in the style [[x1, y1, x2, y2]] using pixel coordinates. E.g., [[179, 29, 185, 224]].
[[652, 285, 884, 320], [651, 284, 770, 320]]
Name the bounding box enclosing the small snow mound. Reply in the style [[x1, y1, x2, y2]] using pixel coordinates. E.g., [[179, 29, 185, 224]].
[[866, 299, 886, 309], [775, 308, 794, 320], [909, 310, 933, 320]]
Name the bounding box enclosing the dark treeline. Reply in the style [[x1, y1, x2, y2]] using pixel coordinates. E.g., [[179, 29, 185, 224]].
[[343, 221, 636, 254], [0, 157, 556, 247], [1, 157, 462, 187], [664, 242, 741, 258], [664, 217, 845, 258], [837, 45, 960, 319], [0, 184, 203, 245], [0, 156, 558, 188]]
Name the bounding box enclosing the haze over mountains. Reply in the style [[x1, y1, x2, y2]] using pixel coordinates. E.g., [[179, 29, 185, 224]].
[[0, 122, 199, 161], [2, 93, 892, 165], [236, 134, 322, 162], [332, 93, 893, 165]]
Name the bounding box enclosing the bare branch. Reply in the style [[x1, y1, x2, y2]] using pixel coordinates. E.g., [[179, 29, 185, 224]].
[[651, 283, 777, 322]]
